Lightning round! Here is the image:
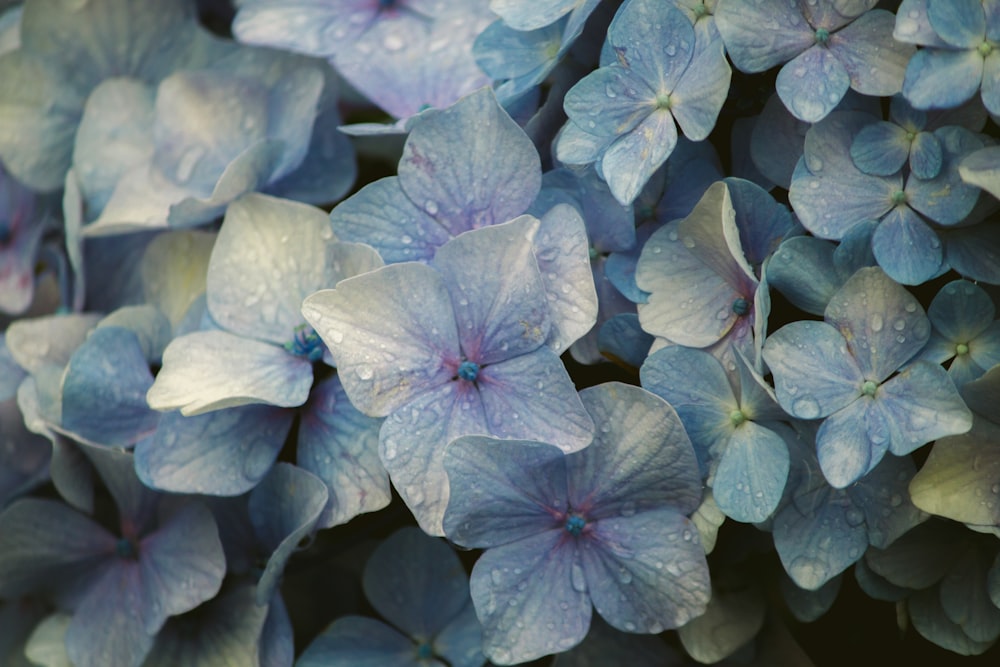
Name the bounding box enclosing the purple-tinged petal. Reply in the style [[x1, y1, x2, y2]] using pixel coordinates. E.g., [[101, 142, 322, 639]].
[[249, 463, 327, 604], [134, 405, 293, 496], [302, 262, 460, 416], [296, 616, 419, 667], [147, 330, 312, 415], [815, 397, 882, 487], [713, 421, 790, 523], [582, 510, 710, 633], [206, 193, 334, 345], [477, 349, 594, 450], [776, 45, 851, 123], [433, 216, 549, 363], [669, 21, 731, 141], [568, 382, 702, 518], [599, 109, 678, 206], [715, 0, 814, 72], [927, 0, 986, 48], [789, 111, 898, 239], [828, 9, 914, 96], [761, 321, 864, 419], [363, 527, 470, 639], [297, 375, 389, 529], [330, 177, 451, 264], [850, 121, 911, 176], [534, 204, 599, 354], [824, 267, 930, 381], [60, 327, 158, 448], [399, 88, 540, 234], [903, 48, 984, 110], [443, 436, 567, 549], [470, 532, 590, 664], [877, 361, 973, 456], [380, 381, 489, 536], [0, 497, 113, 600], [870, 205, 943, 285]]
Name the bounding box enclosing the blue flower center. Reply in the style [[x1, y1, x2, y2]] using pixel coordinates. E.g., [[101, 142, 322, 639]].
[[732, 297, 750, 316], [815, 28, 830, 45], [861, 380, 878, 397], [284, 325, 326, 362], [565, 514, 587, 536], [457, 360, 480, 382], [116, 537, 137, 560], [415, 642, 434, 660], [956, 342, 969, 356]]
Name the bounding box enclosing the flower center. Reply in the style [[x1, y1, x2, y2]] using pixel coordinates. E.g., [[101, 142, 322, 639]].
[[732, 297, 750, 316], [655, 92, 672, 110], [414, 642, 434, 660], [891, 190, 907, 205], [815, 28, 830, 45], [457, 360, 480, 382], [565, 514, 587, 536], [116, 537, 138, 560], [693, 2, 710, 18], [861, 380, 878, 397], [979, 41, 994, 58], [956, 342, 969, 356], [730, 409, 747, 427], [284, 325, 326, 362], [588, 245, 600, 261]]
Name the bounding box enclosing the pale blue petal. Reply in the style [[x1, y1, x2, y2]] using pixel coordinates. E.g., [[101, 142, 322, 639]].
[[296, 616, 419, 667], [929, 280, 995, 342], [877, 361, 973, 456], [824, 267, 931, 380], [870, 207, 944, 285], [581, 511, 710, 632], [606, 0, 695, 92], [569, 382, 702, 517], [800, 0, 877, 30], [927, 0, 986, 48], [944, 221, 1000, 283], [815, 397, 881, 487], [297, 375, 390, 529], [470, 532, 590, 664], [776, 45, 851, 123], [597, 314, 654, 369], [5, 313, 100, 375], [766, 236, 841, 316], [379, 381, 489, 536], [850, 121, 910, 176], [134, 405, 292, 495], [146, 330, 313, 415], [435, 600, 485, 667], [714, 421, 790, 523], [750, 93, 810, 189], [669, 21, 731, 141], [959, 145, 1000, 199], [250, 463, 328, 604], [398, 88, 540, 234], [554, 120, 615, 166], [491, 0, 578, 30], [983, 50, 1000, 114], [894, 0, 950, 46], [563, 66, 655, 139], [724, 177, 794, 268], [478, 349, 594, 450], [443, 436, 567, 548], [600, 109, 678, 205], [534, 204, 599, 354], [909, 130, 944, 179], [908, 125, 985, 225], [330, 177, 452, 264], [903, 48, 984, 110], [432, 217, 549, 363], [363, 527, 470, 639], [828, 9, 914, 96], [761, 321, 864, 419], [207, 193, 333, 345], [714, 0, 813, 72], [301, 262, 460, 416]]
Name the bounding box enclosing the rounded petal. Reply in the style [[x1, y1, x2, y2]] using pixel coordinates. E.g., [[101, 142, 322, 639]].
[[776, 45, 852, 123]]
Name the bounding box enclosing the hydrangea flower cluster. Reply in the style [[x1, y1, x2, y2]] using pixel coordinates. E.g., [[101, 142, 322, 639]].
[[1, 0, 1000, 664]]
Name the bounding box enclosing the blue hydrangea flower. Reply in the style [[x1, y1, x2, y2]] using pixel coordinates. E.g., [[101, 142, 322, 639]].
[[297, 526, 484, 667], [302, 217, 595, 534], [234, 0, 494, 122], [442, 382, 710, 664], [914, 279, 1000, 387], [556, 0, 731, 204], [851, 96, 945, 178], [716, 0, 914, 122], [641, 346, 790, 523], [762, 267, 973, 488], [772, 422, 925, 591], [788, 110, 988, 285], [0, 0, 228, 192], [895, 0, 1000, 115], [0, 445, 226, 667]]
